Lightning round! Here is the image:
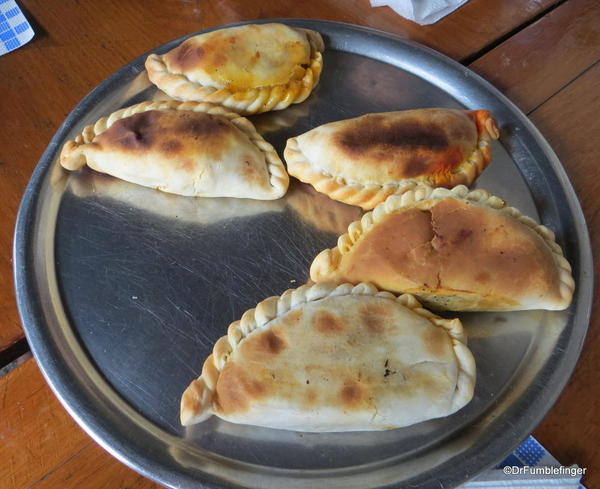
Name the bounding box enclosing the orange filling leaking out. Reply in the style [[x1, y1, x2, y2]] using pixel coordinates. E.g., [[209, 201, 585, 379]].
[[430, 146, 464, 184]]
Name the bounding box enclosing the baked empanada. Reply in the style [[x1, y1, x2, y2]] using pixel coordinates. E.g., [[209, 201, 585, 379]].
[[311, 186, 574, 311], [145, 23, 324, 115], [181, 282, 476, 431], [60, 101, 289, 200], [284, 109, 499, 210]]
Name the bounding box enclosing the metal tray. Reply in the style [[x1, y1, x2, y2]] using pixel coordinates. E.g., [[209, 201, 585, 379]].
[[14, 19, 592, 489]]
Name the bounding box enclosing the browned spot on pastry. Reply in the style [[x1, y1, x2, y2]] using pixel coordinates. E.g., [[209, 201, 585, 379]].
[[360, 303, 390, 333], [453, 228, 473, 245], [423, 327, 448, 358], [216, 363, 268, 414], [303, 388, 318, 407], [95, 110, 236, 164], [258, 330, 287, 355], [402, 147, 466, 183], [307, 109, 488, 187], [476, 271, 490, 283], [97, 111, 162, 150], [160, 139, 183, 155], [336, 116, 449, 156], [239, 327, 288, 366], [433, 146, 465, 174], [339, 380, 365, 409], [165, 40, 206, 71], [313, 310, 346, 335], [403, 155, 429, 178], [166, 33, 237, 72], [240, 157, 262, 185], [175, 113, 230, 139]]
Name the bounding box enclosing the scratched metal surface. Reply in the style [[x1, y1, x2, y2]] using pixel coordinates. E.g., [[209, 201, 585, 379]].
[[14, 20, 592, 489]]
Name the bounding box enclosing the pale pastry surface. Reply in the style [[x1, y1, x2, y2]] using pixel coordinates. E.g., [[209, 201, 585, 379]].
[[181, 283, 476, 431], [162, 24, 311, 91], [59, 101, 288, 200], [145, 24, 324, 115]]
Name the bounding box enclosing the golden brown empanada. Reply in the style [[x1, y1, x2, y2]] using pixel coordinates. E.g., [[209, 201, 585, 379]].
[[181, 282, 476, 431], [145, 23, 324, 115], [284, 108, 499, 210], [310, 185, 574, 311], [60, 100, 289, 200]]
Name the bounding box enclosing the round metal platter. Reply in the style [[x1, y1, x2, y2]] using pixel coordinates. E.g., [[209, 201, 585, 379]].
[[14, 19, 592, 489]]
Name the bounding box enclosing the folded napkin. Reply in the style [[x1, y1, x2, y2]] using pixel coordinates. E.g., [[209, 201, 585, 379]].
[[0, 0, 34, 55], [461, 436, 587, 489], [370, 0, 469, 25]]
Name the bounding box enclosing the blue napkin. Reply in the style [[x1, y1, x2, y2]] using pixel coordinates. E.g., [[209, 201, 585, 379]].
[[461, 436, 587, 488], [0, 0, 34, 55]]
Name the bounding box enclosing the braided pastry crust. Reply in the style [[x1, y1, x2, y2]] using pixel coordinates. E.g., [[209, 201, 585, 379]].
[[311, 185, 574, 311], [284, 109, 499, 210], [285, 136, 418, 210], [145, 25, 324, 115], [181, 282, 476, 429], [60, 100, 289, 199]]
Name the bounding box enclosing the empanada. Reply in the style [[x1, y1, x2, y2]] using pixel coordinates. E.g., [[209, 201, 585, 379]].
[[145, 23, 324, 115], [181, 282, 476, 431], [311, 185, 574, 311], [284, 109, 499, 210], [60, 100, 289, 200]]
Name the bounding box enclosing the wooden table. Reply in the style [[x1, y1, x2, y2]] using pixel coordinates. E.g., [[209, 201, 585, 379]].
[[1, 0, 598, 487]]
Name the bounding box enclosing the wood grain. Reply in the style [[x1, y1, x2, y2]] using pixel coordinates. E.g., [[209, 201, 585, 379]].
[[0, 358, 90, 488], [0, 359, 162, 489], [471, 0, 600, 113], [27, 442, 161, 489], [527, 61, 600, 487], [470, 9, 600, 486]]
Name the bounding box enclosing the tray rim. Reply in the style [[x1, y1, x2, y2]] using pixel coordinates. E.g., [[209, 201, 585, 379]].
[[13, 18, 593, 489]]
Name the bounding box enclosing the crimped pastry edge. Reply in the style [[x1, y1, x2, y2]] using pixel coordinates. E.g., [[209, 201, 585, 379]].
[[283, 110, 499, 210], [59, 100, 289, 198], [145, 27, 324, 116], [310, 185, 575, 309], [180, 281, 476, 427]]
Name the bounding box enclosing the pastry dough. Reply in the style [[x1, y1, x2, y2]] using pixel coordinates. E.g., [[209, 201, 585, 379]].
[[181, 282, 476, 431], [60, 100, 289, 200], [284, 109, 499, 209], [310, 185, 574, 311], [145, 23, 324, 115]]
